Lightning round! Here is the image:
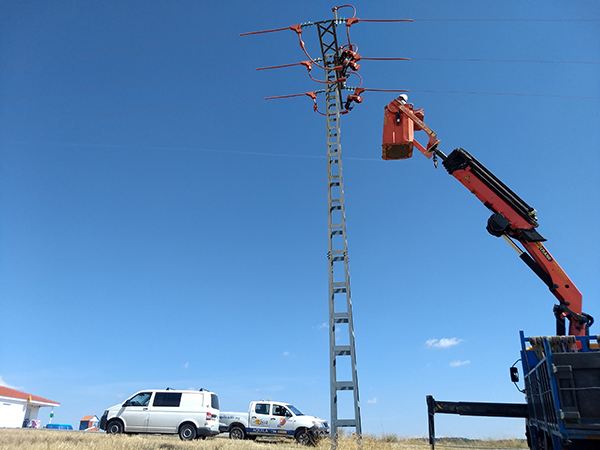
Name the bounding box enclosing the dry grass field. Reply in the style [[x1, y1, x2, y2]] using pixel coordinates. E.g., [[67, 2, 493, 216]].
[[0, 429, 528, 450]]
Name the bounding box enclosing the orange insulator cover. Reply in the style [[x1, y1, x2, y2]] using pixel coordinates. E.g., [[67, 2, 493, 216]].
[[382, 99, 424, 160]]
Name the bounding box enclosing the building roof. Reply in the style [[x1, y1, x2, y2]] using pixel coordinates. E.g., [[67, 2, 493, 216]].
[[80, 415, 98, 421], [0, 386, 60, 407]]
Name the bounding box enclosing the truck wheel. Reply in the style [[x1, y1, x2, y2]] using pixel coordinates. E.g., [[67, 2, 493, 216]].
[[106, 420, 123, 434], [295, 429, 315, 446], [229, 426, 246, 440], [179, 423, 197, 440]]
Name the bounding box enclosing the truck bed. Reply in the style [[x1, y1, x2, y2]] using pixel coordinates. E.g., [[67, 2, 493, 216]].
[[520, 332, 600, 448]]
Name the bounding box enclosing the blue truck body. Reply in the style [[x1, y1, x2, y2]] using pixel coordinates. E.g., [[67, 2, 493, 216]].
[[520, 332, 600, 449]]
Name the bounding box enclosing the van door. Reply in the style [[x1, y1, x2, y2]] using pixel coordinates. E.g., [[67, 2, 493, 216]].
[[147, 392, 183, 433], [120, 392, 152, 432]]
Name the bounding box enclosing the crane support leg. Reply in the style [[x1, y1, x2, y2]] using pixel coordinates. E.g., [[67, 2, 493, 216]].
[[426, 395, 528, 450]]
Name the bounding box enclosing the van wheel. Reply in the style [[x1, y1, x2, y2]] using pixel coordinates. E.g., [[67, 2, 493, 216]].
[[295, 429, 315, 446], [179, 423, 197, 441], [106, 420, 123, 435], [229, 426, 246, 440]]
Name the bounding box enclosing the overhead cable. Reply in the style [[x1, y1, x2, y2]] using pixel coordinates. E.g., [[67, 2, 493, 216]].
[[0, 35, 237, 69], [4, 19, 597, 69], [410, 57, 599, 64], [2, 88, 596, 129], [413, 19, 600, 22], [411, 89, 599, 99], [0, 98, 262, 127], [0, 70, 254, 102]]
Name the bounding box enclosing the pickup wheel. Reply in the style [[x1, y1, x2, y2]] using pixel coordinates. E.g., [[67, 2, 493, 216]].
[[295, 429, 315, 446], [229, 426, 246, 440], [106, 420, 123, 435], [179, 423, 197, 441]]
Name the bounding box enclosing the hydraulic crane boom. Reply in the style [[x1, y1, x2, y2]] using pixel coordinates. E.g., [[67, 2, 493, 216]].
[[382, 96, 593, 337]]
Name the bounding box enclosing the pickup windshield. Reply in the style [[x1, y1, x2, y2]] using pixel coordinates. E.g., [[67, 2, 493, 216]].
[[286, 404, 304, 416]]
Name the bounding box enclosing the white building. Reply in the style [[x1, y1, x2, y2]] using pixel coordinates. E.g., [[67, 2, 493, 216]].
[[0, 386, 60, 428]]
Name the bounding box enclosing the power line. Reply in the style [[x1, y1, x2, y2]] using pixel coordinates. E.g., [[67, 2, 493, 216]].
[[0, 98, 262, 127], [413, 19, 600, 22], [1, 88, 596, 127], [0, 69, 254, 102], [8, 139, 385, 162], [2, 57, 596, 103], [3, 18, 597, 70], [0, 35, 237, 69], [410, 57, 599, 65], [411, 89, 599, 99]]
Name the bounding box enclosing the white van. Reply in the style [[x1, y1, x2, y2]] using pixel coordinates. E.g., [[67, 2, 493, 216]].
[[99, 388, 219, 440]]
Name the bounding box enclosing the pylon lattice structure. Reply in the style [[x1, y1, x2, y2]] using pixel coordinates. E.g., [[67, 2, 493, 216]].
[[242, 6, 414, 445], [317, 12, 362, 445]]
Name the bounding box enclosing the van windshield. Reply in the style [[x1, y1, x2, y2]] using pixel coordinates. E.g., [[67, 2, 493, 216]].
[[126, 392, 151, 407], [286, 404, 304, 416]]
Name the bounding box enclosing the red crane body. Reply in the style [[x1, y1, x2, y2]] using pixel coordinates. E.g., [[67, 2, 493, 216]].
[[382, 97, 592, 337]]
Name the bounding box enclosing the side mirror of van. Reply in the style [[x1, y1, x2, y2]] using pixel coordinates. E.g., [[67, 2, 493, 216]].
[[122, 400, 131, 407], [285, 411, 292, 418]]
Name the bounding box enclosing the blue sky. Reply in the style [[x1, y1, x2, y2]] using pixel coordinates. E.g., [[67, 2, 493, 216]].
[[1, 0, 599, 439]]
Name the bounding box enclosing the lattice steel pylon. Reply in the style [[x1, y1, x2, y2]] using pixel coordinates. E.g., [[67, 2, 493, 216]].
[[241, 7, 413, 446], [316, 12, 362, 446]]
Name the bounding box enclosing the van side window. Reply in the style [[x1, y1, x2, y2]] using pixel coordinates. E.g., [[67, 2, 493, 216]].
[[211, 394, 219, 410], [153, 392, 182, 407], [128, 392, 151, 407], [255, 403, 270, 415]]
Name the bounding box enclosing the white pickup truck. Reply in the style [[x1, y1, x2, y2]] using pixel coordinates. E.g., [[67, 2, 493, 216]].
[[219, 400, 329, 445]]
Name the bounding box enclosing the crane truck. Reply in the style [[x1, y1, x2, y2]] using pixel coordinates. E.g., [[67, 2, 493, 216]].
[[382, 96, 599, 450]]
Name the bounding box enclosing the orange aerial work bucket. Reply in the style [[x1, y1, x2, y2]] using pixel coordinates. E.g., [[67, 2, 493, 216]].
[[382, 96, 439, 161], [382, 97, 424, 160]]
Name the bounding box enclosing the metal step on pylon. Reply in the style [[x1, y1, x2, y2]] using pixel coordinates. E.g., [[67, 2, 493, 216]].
[[334, 346, 351, 356], [334, 381, 355, 391]]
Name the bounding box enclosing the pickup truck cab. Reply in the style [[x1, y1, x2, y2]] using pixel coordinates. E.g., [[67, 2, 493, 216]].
[[99, 388, 219, 440], [220, 400, 329, 445]]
